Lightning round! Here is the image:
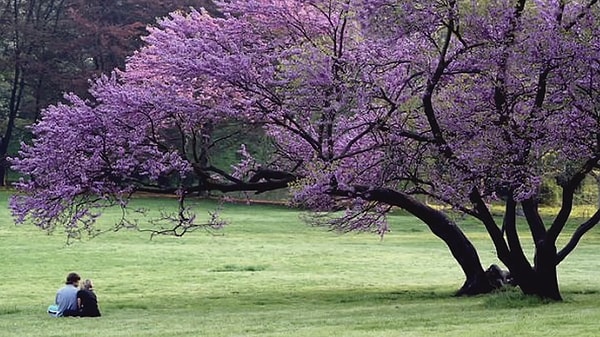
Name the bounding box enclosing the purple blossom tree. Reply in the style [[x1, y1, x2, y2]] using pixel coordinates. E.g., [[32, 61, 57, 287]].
[[10, 0, 600, 300]]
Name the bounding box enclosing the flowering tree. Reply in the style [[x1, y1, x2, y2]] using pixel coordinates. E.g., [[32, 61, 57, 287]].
[[11, 0, 600, 300]]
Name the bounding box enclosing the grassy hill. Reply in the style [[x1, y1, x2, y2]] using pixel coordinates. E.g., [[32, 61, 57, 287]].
[[1, 192, 600, 336]]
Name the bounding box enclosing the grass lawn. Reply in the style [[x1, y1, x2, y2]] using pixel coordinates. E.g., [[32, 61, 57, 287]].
[[1, 191, 600, 336]]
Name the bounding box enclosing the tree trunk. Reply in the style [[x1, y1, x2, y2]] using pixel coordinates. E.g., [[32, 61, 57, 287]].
[[0, 160, 6, 187], [1, 49, 25, 187], [428, 216, 493, 296], [514, 270, 561, 300], [503, 243, 561, 300], [533, 270, 561, 301], [456, 268, 494, 296], [532, 242, 562, 300]]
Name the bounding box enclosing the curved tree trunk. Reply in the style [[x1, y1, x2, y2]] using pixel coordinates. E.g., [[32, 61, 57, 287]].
[[343, 187, 495, 295]]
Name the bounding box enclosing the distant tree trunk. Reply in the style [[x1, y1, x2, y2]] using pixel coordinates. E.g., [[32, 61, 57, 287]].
[[0, 56, 25, 187], [0, 149, 6, 186]]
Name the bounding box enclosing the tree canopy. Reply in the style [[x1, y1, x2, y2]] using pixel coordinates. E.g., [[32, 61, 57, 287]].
[[11, 0, 600, 300]]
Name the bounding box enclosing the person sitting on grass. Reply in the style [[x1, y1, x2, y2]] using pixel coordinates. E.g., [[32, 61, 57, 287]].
[[77, 279, 101, 317], [51, 272, 80, 317]]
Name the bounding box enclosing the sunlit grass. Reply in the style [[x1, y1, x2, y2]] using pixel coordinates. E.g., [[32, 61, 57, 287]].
[[1, 191, 600, 336]]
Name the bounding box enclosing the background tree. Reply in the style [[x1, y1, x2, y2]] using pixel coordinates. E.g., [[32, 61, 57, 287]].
[[66, 0, 218, 74], [11, 0, 600, 300], [0, 0, 216, 186], [0, 0, 67, 186]]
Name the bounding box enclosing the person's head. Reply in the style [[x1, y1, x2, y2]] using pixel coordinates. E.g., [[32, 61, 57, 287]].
[[65, 272, 80, 286], [81, 279, 94, 291]]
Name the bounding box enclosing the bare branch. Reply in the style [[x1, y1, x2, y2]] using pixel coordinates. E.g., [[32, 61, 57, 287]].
[[557, 208, 600, 264]]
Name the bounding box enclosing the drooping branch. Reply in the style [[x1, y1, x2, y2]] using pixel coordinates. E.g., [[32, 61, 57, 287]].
[[247, 169, 296, 183], [134, 193, 227, 239], [135, 168, 298, 196], [547, 157, 599, 243], [557, 208, 600, 264], [204, 168, 297, 194]]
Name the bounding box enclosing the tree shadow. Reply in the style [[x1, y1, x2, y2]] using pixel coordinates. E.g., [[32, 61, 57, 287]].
[[480, 287, 556, 309]]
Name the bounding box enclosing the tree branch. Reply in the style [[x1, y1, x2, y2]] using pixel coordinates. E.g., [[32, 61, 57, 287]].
[[469, 188, 511, 263], [504, 194, 531, 269], [564, 0, 599, 31], [548, 156, 599, 242], [557, 208, 600, 264], [521, 198, 547, 245]]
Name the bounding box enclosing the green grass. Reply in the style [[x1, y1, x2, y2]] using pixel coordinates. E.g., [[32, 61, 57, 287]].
[[1, 192, 600, 336]]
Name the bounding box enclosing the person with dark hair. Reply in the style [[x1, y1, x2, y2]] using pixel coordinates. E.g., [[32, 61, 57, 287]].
[[77, 279, 101, 317], [52, 272, 81, 317]]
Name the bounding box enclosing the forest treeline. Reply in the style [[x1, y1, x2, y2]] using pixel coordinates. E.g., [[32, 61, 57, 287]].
[[0, 0, 219, 186]]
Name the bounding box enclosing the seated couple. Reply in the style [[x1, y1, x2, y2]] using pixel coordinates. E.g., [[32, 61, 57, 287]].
[[48, 272, 101, 317]]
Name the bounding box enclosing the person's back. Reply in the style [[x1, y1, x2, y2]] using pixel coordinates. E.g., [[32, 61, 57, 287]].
[[55, 272, 80, 317], [77, 279, 101, 317]]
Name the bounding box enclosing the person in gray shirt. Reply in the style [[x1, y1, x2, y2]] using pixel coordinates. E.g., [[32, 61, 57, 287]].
[[55, 272, 80, 317]]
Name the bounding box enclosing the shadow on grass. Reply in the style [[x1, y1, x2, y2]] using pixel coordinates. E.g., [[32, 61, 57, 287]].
[[112, 303, 149, 310], [481, 287, 555, 309], [201, 287, 457, 309], [564, 289, 599, 295], [322, 289, 447, 304], [0, 306, 22, 316], [210, 264, 268, 272], [212, 287, 577, 310], [104, 286, 584, 313]]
